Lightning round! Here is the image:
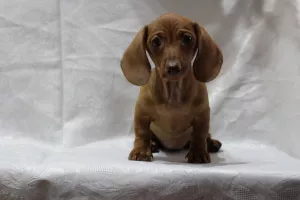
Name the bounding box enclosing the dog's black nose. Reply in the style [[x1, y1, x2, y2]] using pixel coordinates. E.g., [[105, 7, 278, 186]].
[[167, 65, 181, 75]]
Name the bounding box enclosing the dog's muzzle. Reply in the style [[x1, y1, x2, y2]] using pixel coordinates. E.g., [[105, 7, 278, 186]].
[[165, 60, 181, 76]]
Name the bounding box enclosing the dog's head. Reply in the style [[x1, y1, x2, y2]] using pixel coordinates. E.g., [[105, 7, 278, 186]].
[[121, 13, 223, 86]]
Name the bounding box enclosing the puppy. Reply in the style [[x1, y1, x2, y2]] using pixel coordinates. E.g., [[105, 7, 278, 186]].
[[120, 13, 223, 163]]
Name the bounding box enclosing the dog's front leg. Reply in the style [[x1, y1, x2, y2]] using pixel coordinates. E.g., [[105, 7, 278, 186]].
[[186, 109, 211, 163], [128, 115, 153, 161]]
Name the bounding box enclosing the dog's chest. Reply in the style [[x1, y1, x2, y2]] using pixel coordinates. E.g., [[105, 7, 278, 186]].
[[155, 104, 191, 129], [150, 104, 193, 149]]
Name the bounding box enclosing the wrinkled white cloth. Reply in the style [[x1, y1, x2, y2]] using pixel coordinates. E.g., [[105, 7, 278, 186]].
[[0, 0, 300, 199]]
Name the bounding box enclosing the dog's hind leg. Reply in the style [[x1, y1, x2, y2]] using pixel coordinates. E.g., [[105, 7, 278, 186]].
[[207, 133, 222, 153]]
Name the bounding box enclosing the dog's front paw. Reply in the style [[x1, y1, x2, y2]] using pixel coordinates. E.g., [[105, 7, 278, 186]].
[[186, 149, 211, 163], [128, 148, 153, 162]]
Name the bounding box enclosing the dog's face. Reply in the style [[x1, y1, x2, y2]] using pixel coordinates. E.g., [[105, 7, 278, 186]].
[[121, 13, 223, 86], [146, 14, 197, 81]]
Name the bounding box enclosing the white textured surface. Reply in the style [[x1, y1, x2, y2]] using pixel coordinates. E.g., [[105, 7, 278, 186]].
[[0, 0, 300, 199]]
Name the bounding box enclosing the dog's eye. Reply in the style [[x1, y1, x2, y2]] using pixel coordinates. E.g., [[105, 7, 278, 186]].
[[151, 36, 162, 47], [181, 34, 193, 46]]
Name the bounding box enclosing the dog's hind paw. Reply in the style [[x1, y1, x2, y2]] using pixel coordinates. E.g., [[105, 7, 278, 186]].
[[207, 138, 222, 153]]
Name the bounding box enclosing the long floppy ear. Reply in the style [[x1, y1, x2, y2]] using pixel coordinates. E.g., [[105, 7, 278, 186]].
[[193, 23, 223, 82], [120, 26, 151, 86]]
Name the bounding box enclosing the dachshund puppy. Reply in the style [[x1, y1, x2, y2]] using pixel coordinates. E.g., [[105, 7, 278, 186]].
[[120, 13, 223, 163]]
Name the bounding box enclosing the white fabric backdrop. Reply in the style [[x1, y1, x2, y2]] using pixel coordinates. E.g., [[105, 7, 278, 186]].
[[0, 0, 300, 199]]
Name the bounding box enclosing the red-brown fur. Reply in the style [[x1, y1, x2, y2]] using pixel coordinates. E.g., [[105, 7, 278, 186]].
[[120, 13, 223, 163]]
